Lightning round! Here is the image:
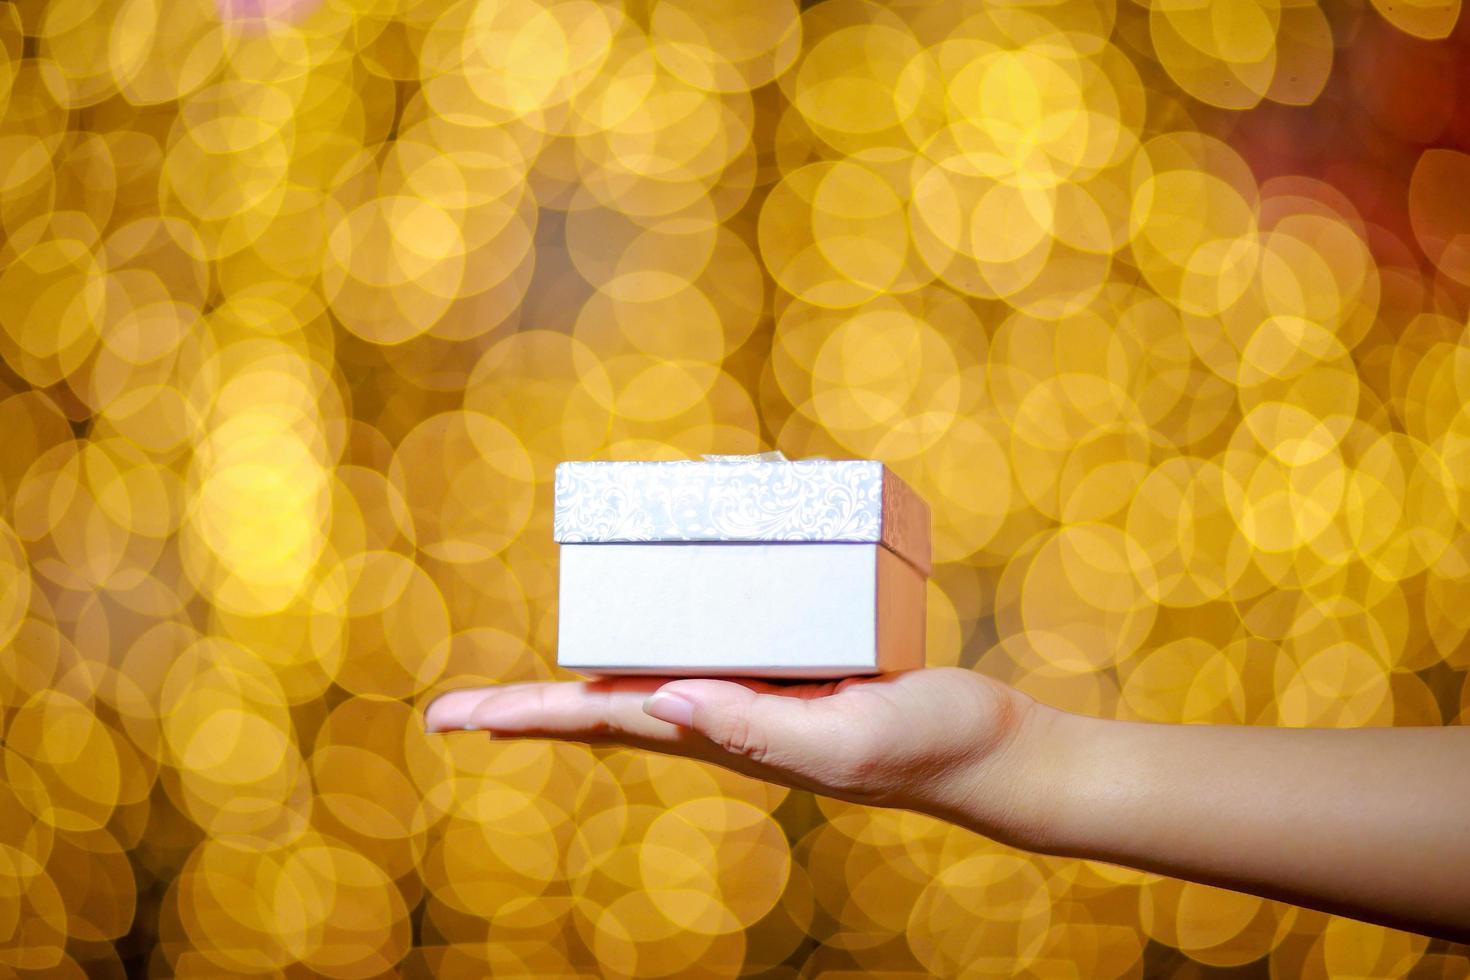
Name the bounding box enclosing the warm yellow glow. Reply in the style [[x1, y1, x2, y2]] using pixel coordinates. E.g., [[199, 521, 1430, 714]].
[[0, 0, 1464, 974]]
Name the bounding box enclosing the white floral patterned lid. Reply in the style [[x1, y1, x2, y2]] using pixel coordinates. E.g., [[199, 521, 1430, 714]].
[[552, 454, 931, 576]]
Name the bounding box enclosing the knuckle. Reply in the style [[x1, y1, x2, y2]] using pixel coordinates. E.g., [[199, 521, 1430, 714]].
[[713, 710, 769, 765], [826, 730, 888, 796]]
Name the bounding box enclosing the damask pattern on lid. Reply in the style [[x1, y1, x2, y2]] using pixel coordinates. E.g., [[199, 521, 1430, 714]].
[[553, 459, 931, 575]]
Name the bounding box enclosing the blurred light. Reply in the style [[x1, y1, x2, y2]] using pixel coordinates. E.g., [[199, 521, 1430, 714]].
[[1, 0, 1466, 975]]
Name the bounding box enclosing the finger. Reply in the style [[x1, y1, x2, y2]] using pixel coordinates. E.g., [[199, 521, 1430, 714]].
[[442, 675, 831, 736], [641, 678, 853, 778], [423, 687, 501, 733], [464, 677, 690, 742]]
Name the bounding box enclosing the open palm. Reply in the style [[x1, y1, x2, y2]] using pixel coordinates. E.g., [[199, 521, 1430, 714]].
[[424, 667, 1036, 822]]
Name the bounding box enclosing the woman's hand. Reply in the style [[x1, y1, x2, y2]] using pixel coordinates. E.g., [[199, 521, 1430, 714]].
[[424, 667, 1470, 943], [423, 667, 1056, 846]]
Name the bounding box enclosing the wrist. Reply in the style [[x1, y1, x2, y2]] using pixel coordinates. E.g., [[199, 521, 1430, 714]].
[[927, 696, 1102, 853]]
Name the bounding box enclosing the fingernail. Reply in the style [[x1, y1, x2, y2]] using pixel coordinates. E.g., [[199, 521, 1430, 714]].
[[643, 691, 696, 727]]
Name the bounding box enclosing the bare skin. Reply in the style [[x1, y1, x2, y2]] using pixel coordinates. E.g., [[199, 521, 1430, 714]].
[[422, 667, 1470, 944]]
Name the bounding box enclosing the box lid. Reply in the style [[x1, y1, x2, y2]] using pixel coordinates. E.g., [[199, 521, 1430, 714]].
[[553, 456, 931, 576]]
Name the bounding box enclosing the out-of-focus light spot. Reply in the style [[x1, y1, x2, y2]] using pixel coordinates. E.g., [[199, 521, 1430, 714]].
[[3, 0, 1467, 974]]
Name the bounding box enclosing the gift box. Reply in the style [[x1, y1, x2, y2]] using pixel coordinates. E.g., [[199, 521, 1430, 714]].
[[553, 455, 930, 678]]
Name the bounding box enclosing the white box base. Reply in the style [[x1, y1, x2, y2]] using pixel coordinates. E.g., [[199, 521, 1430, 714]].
[[556, 542, 925, 678]]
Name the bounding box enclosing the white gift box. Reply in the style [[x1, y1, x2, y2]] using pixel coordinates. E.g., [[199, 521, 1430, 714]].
[[553, 456, 930, 678]]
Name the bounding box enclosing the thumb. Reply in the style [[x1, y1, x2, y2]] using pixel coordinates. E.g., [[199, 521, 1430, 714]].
[[642, 679, 833, 770]]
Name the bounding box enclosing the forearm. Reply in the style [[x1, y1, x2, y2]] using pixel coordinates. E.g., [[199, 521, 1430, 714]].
[[954, 706, 1470, 943]]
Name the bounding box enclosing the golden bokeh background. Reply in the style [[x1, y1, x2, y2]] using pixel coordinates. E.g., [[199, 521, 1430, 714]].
[[1, 0, 1469, 975]]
